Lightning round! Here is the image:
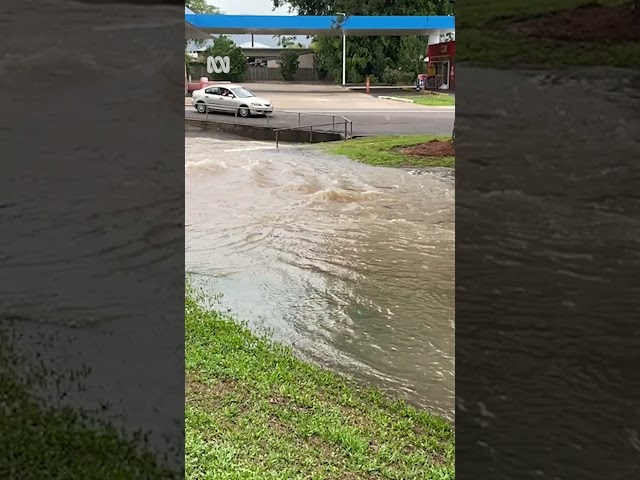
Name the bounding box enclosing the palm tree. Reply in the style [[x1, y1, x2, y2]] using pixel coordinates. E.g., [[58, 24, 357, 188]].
[[273, 35, 296, 48]]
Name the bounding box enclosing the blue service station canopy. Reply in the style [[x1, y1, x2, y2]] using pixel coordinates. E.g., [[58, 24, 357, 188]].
[[185, 13, 455, 39]]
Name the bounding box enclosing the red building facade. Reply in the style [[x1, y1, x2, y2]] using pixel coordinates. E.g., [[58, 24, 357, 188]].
[[426, 40, 455, 91]]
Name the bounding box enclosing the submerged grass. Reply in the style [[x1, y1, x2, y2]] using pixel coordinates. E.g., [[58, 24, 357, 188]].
[[457, 0, 639, 69], [185, 291, 455, 480], [0, 327, 178, 479], [318, 135, 455, 169]]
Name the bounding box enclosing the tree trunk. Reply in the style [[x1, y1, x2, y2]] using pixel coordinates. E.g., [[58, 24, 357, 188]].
[[452, 120, 455, 145]]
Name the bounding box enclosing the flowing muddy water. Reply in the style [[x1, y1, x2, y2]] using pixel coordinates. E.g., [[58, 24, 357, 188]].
[[2, 0, 185, 470], [186, 130, 455, 418]]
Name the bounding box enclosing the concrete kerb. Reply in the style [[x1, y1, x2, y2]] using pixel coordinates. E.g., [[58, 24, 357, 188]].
[[346, 85, 416, 91], [378, 96, 416, 103], [375, 96, 456, 107]]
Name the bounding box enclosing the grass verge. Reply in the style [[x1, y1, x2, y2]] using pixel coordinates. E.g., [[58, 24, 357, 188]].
[[0, 327, 177, 479], [410, 95, 455, 107], [318, 135, 455, 169], [185, 291, 455, 480], [457, 0, 640, 69]]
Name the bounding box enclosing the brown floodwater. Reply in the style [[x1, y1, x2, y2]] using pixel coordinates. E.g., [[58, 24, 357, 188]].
[[186, 129, 455, 419]]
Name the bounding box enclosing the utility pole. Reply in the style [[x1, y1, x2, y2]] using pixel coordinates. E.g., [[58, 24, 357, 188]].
[[342, 31, 346, 85], [336, 12, 347, 86]]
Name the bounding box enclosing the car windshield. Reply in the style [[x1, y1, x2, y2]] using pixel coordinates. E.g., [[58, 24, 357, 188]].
[[230, 87, 255, 99]]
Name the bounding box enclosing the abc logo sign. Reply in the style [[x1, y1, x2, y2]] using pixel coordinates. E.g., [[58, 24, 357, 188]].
[[206, 56, 230, 74]]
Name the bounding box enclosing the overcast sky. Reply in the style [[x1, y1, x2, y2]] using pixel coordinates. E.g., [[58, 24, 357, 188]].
[[212, 0, 292, 16], [202, 0, 309, 47]]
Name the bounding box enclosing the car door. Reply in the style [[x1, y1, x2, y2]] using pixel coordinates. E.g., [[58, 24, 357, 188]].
[[204, 87, 223, 111], [217, 88, 237, 113]]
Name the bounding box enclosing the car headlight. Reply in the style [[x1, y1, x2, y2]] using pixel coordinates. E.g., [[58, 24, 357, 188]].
[[251, 102, 262, 107]]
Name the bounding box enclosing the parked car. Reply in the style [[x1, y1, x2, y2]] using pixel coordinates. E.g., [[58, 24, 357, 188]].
[[191, 84, 273, 117]]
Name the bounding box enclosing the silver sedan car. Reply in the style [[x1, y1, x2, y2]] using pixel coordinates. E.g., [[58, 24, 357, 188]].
[[191, 84, 273, 117]]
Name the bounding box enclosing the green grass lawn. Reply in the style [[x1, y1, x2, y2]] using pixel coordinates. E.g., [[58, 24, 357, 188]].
[[410, 95, 455, 107], [185, 292, 455, 480], [319, 135, 455, 169], [0, 329, 177, 480], [457, 0, 640, 69]]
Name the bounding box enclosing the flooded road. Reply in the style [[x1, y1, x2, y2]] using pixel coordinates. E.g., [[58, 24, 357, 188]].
[[186, 129, 455, 418]]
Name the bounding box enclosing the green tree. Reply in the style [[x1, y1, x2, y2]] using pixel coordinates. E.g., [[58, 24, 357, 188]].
[[272, 0, 453, 16], [203, 36, 248, 82], [273, 0, 454, 83], [185, 1, 220, 50], [186, 0, 219, 14], [278, 50, 301, 81]]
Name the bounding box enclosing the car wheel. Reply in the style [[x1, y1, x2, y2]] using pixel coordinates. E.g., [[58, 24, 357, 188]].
[[196, 102, 206, 114], [238, 106, 250, 118]]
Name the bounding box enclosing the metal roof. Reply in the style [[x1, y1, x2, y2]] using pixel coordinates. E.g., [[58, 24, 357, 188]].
[[185, 14, 454, 38], [243, 47, 315, 58]]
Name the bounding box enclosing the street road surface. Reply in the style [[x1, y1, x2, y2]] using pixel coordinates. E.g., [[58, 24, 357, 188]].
[[185, 83, 455, 136], [184, 106, 455, 136]]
